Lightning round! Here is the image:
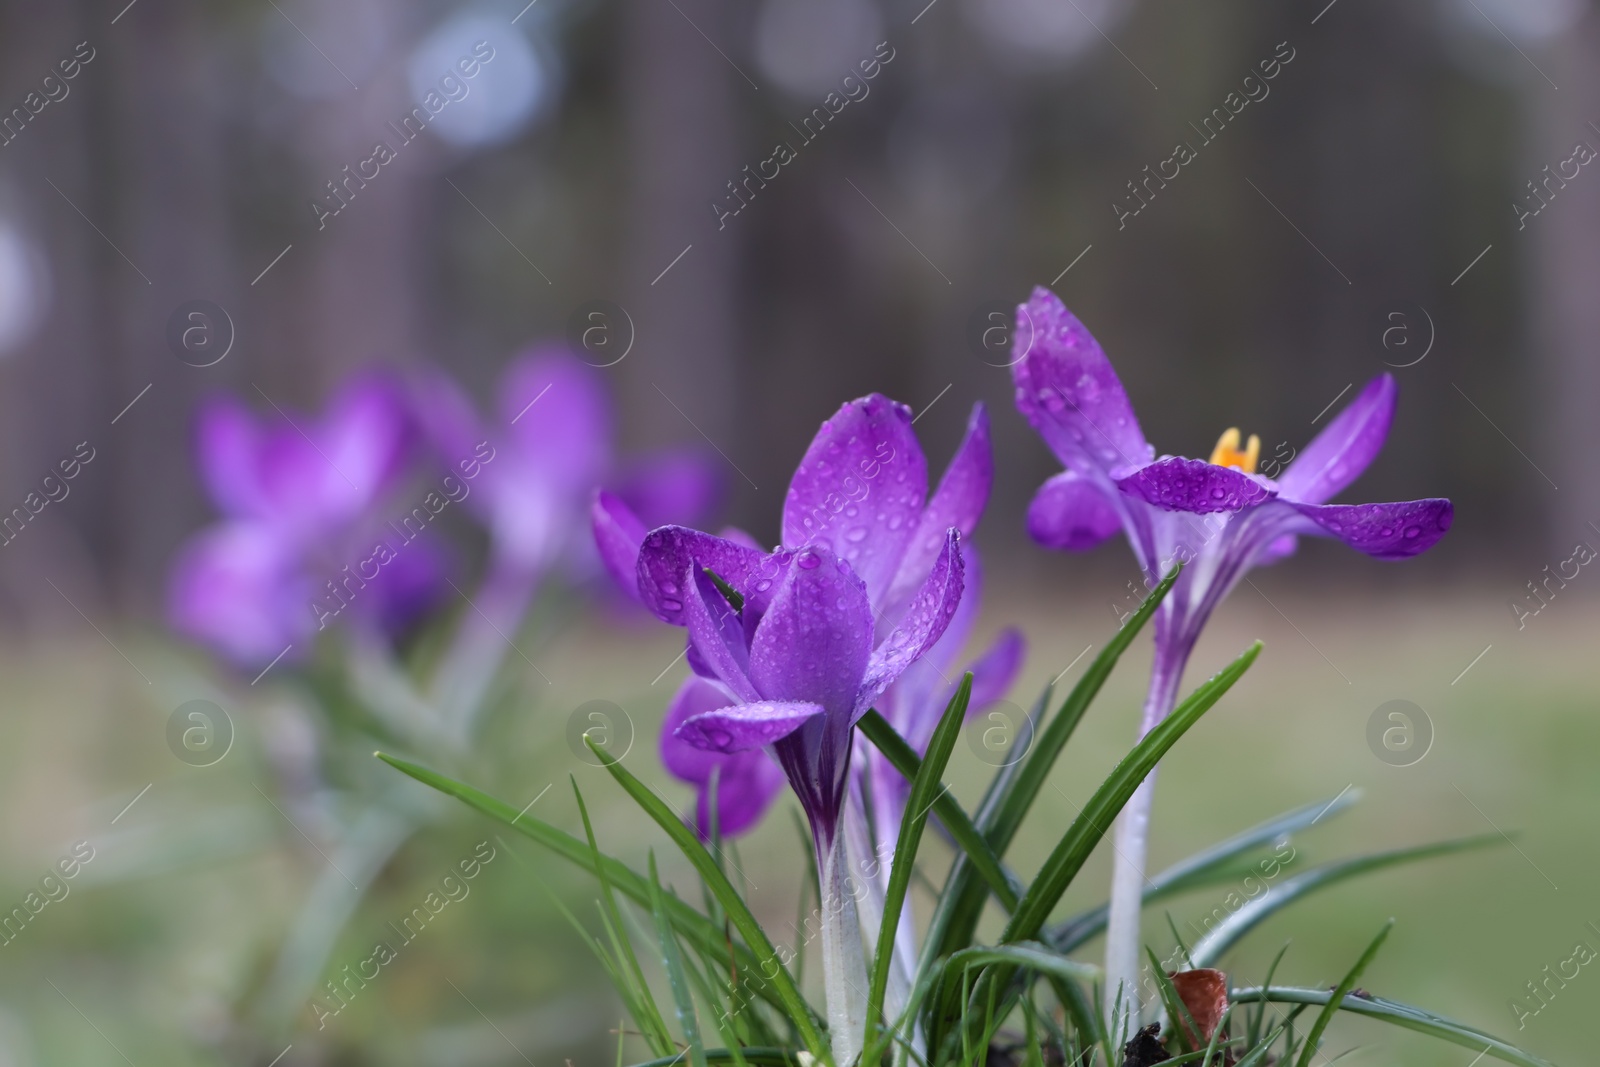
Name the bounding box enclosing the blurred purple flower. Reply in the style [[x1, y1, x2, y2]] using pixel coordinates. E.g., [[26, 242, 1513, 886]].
[[426, 348, 721, 580], [168, 371, 441, 666], [1009, 284, 1452, 1024]]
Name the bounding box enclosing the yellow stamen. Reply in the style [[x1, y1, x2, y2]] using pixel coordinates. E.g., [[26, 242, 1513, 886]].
[[1208, 427, 1260, 473]]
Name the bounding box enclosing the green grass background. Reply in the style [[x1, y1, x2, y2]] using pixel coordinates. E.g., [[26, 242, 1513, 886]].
[[0, 576, 1591, 1066]]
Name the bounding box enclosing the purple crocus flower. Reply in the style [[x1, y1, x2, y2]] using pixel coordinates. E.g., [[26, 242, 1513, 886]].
[[422, 349, 717, 579], [1009, 286, 1452, 1029], [419, 349, 720, 717], [595, 401, 1020, 844], [168, 371, 441, 666], [630, 394, 978, 1064], [859, 546, 1024, 848]]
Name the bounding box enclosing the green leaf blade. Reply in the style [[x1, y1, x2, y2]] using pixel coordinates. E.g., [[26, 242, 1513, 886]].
[[581, 737, 831, 1064], [1230, 985, 1560, 1067], [1189, 834, 1504, 969]]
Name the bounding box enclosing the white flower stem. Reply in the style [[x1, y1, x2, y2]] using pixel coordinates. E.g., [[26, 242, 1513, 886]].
[[1102, 656, 1185, 1042], [819, 828, 870, 1066], [1103, 771, 1158, 1041]]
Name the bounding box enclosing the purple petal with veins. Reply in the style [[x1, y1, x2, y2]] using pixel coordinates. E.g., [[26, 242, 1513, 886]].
[[782, 394, 928, 606], [676, 700, 826, 753], [1115, 457, 1276, 514]]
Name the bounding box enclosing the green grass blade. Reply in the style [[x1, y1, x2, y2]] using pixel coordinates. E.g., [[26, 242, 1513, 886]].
[[582, 736, 830, 1064], [1145, 947, 1199, 1057], [375, 753, 789, 1018], [1045, 788, 1356, 955], [1231, 987, 1560, 1067], [931, 567, 1181, 960], [917, 681, 1050, 976], [628, 1050, 804, 1067], [1233, 1019, 1289, 1067], [1190, 834, 1503, 968], [1201, 1004, 1234, 1066], [1247, 941, 1292, 1049], [1294, 919, 1392, 1067], [864, 675, 973, 1055], [1003, 641, 1260, 944], [931, 640, 1260, 1056], [789, 807, 816, 991], [1050, 968, 1108, 1065], [857, 708, 1020, 910], [649, 852, 710, 1067], [577, 780, 674, 1053], [674, 933, 753, 1065]]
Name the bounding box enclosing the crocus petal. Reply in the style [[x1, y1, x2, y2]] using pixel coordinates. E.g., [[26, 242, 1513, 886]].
[[1276, 375, 1395, 505], [697, 754, 787, 837], [249, 373, 413, 534], [719, 526, 764, 550], [1115, 457, 1276, 514], [859, 530, 965, 716], [884, 403, 993, 618], [965, 628, 1026, 712], [749, 546, 876, 717], [676, 700, 827, 753], [684, 567, 760, 702], [636, 526, 781, 625], [659, 677, 786, 837], [1026, 470, 1124, 551], [194, 395, 266, 520], [318, 372, 414, 510], [499, 350, 614, 498], [1281, 497, 1453, 559], [412, 367, 489, 478], [1011, 287, 1152, 475], [592, 491, 649, 601], [350, 537, 450, 636], [613, 448, 724, 530], [781, 394, 928, 604], [1258, 533, 1299, 565], [167, 522, 312, 665]]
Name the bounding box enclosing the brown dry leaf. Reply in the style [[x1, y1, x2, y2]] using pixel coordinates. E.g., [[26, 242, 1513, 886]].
[[1170, 967, 1230, 1049]]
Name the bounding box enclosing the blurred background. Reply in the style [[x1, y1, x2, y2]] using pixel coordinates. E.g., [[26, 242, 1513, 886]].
[[0, 0, 1596, 1064]]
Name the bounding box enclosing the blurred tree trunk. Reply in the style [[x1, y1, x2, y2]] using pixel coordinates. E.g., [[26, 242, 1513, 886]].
[[293, 0, 430, 390], [1530, 13, 1600, 554], [0, 0, 237, 614], [618, 0, 742, 492], [0, 0, 104, 621], [104, 0, 240, 610]]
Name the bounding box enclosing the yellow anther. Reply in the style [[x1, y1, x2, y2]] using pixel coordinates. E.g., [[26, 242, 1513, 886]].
[[1208, 427, 1260, 473]]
